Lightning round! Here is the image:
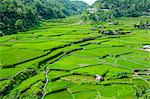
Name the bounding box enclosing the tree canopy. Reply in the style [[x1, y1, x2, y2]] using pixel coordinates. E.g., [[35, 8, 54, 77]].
[[87, 0, 150, 21], [0, 0, 89, 35]]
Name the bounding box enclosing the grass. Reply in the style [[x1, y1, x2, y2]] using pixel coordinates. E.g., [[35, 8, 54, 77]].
[[46, 80, 72, 93], [47, 71, 71, 81], [0, 48, 46, 67], [0, 16, 150, 98], [13, 71, 44, 91], [20, 81, 44, 99], [12, 41, 66, 50], [72, 64, 131, 79], [44, 90, 72, 99], [68, 84, 100, 93], [49, 55, 100, 70], [73, 90, 98, 99], [61, 75, 95, 84]]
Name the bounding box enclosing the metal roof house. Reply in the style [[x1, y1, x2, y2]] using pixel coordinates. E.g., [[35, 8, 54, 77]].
[[143, 45, 150, 49], [87, 8, 97, 14], [87, 7, 110, 14]]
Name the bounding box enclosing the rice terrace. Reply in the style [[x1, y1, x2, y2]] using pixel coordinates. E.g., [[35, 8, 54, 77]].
[[0, 0, 150, 99]]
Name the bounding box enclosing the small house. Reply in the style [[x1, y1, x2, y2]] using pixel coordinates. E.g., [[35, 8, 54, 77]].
[[87, 8, 97, 14], [95, 74, 103, 81], [143, 45, 150, 49]]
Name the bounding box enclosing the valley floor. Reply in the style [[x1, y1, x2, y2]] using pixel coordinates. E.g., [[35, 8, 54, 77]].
[[0, 16, 150, 99]]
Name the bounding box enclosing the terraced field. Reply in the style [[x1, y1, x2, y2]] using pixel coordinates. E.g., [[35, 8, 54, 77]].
[[0, 16, 150, 99]]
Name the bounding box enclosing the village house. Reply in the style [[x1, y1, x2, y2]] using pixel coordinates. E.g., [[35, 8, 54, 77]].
[[95, 74, 103, 82], [87, 8, 97, 14], [143, 45, 150, 49], [87, 7, 110, 14]]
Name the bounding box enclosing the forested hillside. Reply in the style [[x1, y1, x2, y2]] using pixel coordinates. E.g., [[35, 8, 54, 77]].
[[93, 0, 150, 17], [0, 0, 88, 35], [86, 0, 150, 21]]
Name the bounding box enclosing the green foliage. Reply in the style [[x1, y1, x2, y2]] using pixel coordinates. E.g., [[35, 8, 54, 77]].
[[114, 72, 129, 79], [93, 0, 150, 16], [46, 80, 72, 92], [88, 0, 150, 22], [45, 90, 72, 99], [134, 21, 150, 29], [0, 16, 150, 98], [15, 19, 24, 30], [81, 12, 90, 21], [1, 48, 46, 67], [0, 0, 89, 35]]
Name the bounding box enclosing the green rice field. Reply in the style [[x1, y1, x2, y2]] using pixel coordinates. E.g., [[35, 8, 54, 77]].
[[0, 16, 150, 99]]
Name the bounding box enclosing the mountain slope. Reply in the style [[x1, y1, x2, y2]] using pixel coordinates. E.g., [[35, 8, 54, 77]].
[[92, 0, 150, 17], [0, 0, 89, 35]]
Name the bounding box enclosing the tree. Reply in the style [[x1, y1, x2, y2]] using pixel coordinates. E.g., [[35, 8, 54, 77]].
[[0, 0, 89, 35]]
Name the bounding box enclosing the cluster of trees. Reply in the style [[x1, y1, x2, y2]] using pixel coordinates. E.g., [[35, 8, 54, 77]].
[[134, 21, 150, 29], [85, 0, 150, 21], [0, 0, 89, 35], [58, 0, 89, 15], [94, 0, 150, 17], [99, 29, 131, 35]]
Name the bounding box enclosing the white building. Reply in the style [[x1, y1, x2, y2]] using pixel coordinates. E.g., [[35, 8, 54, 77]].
[[87, 8, 97, 14], [143, 45, 150, 49]]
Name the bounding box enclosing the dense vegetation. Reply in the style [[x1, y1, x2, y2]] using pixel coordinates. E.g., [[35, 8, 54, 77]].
[[0, 0, 150, 99], [134, 21, 150, 29], [85, 0, 150, 21], [0, 0, 88, 35], [0, 15, 150, 99]]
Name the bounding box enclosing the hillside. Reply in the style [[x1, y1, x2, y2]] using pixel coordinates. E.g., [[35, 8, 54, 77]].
[[85, 0, 150, 21], [0, 0, 89, 35], [93, 0, 150, 17], [58, 0, 89, 14]]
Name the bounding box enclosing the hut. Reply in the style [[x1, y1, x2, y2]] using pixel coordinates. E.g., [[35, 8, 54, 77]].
[[143, 45, 150, 49], [87, 8, 97, 14], [95, 74, 103, 82]]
